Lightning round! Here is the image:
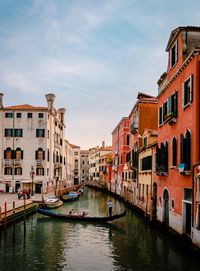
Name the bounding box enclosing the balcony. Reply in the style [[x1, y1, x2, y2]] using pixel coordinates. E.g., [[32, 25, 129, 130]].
[[55, 162, 62, 169], [14, 159, 22, 166], [164, 113, 177, 125], [178, 163, 191, 175], [196, 191, 200, 203], [36, 159, 43, 166], [4, 159, 12, 166], [112, 165, 118, 172], [130, 121, 138, 134]]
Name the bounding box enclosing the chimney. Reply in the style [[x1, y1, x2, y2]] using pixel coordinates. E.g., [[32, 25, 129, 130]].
[[58, 108, 66, 123], [102, 141, 105, 148], [0, 93, 3, 108], [45, 93, 55, 111]]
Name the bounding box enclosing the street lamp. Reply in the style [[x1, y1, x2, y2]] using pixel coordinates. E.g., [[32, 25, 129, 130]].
[[30, 166, 35, 196]]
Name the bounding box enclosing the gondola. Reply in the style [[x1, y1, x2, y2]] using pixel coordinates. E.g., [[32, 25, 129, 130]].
[[38, 208, 126, 222]]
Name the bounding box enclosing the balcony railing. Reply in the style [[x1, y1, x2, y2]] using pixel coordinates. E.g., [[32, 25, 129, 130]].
[[112, 165, 118, 172], [130, 121, 138, 134], [14, 159, 22, 166], [55, 162, 62, 169], [4, 159, 12, 166], [36, 159, 43, 166]]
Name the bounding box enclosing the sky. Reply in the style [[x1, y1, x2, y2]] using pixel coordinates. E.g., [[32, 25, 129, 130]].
[[1, 0, 200, 149]]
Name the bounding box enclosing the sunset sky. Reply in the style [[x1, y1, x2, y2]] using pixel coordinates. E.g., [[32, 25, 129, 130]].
[[1, 0, 200, 149]]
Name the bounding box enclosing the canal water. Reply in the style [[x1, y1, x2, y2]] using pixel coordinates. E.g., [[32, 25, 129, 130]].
[[0, 187, 199, 271]]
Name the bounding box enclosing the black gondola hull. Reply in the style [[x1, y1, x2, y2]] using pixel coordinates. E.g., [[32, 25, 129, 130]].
[[38, 208, 126, 222]]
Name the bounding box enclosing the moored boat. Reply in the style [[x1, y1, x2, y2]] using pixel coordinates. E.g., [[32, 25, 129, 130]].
[[38, 208, 126, 222], [44, 198, 63, 209], [61, 194, 78, 202]]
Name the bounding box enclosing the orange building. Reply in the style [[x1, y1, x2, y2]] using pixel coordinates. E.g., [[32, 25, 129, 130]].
[[155, 27, 200, 246], [127, 93, 158, 205]]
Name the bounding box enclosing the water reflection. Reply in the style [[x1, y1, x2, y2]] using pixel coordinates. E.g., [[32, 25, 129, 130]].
[[0, 187, 199, 271]]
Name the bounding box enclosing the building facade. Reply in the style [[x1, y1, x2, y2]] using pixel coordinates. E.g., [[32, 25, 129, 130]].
[[80, 150, 89, 183], [0, 93, 66, 193]]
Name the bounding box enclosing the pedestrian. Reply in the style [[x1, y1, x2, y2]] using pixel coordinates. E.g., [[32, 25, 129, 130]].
[[17, 187, 21, 200], [27, 189, 30, 199], [107, 200, 112, 216]]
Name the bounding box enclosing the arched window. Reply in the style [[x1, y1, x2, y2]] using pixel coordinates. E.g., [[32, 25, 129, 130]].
[[172, 137, 177, 166], [16, 147, 23, 160], [4, 147, 11, 159], [35, 148, 45, 160], [126, 134, 130, 146]]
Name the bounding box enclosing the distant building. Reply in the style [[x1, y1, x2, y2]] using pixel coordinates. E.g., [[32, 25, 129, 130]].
[[70, 144, 80, 186], [80, 150, 89, 183]]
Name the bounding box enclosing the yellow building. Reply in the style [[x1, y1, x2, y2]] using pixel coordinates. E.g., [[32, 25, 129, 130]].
[[137, 129, 157, 216]]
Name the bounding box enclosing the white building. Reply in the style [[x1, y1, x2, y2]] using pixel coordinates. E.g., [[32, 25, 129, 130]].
[[0, 93, 66, 193], [70, 144, 81, 186]]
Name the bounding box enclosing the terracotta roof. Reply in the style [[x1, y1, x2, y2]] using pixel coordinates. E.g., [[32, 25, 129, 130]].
[[137, 92, 156, 99], [166, 26, 200, 51], [99, 146, 112, 151], [80, 150, 89, 154], [4, 104, 47, 110]]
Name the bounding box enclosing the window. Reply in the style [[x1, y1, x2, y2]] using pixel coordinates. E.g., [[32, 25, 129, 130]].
[[36, 168, 44, 176], [172, 137, 177, 166], [14, 167, 22, 175], [170, 40, 178, 68], [38, 113, 43, 118], [55, 121, 57, 126], [36, 129, 45, 137], [180, 130, 191, 171], [121, 155, 123, 164], [16, 113, 21, 118], [14, 129, 23, 137], [74, 152, 78, 155], [27, 113, 32, 118], [171, 198, 175, 211], [140, 156, 152, 171], [82, 170, 84, 174], [35, 148, 45, 160], [126, 152, 131, 162], [82, 161, 85, 165], [5, 113, 13, 118], [182, 75, 193, 108], [60, 139, 63, 146], [48, 130, 49, 138], [143, 137, 147, 147], [163, 101, 167, 121], [16, 148, 23, 160], [126, 134, 130, 146], [4, 148, 12, 159], [156, 142, 168, 174], [47, 149, 49, 162], [4, 167, 12, 175], [5, 129, 13, 137], [159, 106, 163, 126]]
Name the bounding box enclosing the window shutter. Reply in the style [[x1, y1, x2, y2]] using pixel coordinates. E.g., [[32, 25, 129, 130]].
[[20, 168, 22, 175], [43, 129, 45, 137], [170, 47, 172, 68], [21, 150, 23, 159], [11, 150, 16, 159], [4, 167, 6, 175], [36, 168, 38, 175], [43, 151, 45, 160], [35, 151, 38, 160], [42, 168, 44, 176], [190, 74, 193, 103], [14, 129, 17, 137], [21, 129, 23, 137], [180, 134, 184, 163], [168, 96, 172, 114], [4, 150, 6, 159], [4, 129, 7, 137], [11, 129, 13, 137], [14, 168, 17, 175], [174, 91, 178, 118], [175, 40, 178, 63], [182, 83, 185, 108], [36, 129, 39, 137]]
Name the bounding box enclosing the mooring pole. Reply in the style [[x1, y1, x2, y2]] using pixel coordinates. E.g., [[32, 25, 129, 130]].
[[4, 199, 7, 230], [24, 197, 26, 219], [13, 201, 15, 223]]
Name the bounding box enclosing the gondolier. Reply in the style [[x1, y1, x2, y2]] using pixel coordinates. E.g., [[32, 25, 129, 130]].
[[107, 200, 112, 216]]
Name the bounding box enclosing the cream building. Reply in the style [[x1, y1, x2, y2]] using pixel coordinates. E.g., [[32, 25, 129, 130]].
[[0, 93, 66, 193], [80, 150, 89, 183], [70, 144, 81, 186]]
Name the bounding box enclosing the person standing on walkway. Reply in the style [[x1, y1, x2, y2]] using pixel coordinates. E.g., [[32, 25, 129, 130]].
[[107, 200, 112, 216]]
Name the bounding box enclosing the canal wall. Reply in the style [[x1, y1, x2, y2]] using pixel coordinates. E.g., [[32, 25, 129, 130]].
[[87, 183, 200, 253]]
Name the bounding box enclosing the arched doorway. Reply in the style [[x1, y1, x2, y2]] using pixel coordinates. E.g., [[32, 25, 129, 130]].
[[152, 183, 157, 219], [163, 188, 169, 225]]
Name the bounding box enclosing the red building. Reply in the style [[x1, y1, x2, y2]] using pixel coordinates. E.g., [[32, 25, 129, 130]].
[[111, 118, 130, 195], [155, 26, 200, 246]]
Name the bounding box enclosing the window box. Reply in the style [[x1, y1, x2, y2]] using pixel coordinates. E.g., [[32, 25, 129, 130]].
[[168, 117, 177, 125]]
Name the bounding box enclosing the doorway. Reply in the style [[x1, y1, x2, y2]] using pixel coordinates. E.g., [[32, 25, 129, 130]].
[[163, 189, 169, 225]]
